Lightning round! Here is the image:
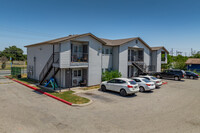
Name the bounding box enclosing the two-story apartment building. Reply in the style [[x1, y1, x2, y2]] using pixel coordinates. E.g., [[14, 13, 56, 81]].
[[25, 33, 168, 88]]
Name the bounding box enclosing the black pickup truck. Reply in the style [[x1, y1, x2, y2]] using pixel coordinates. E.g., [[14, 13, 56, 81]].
[[154, 69, 185, 81]]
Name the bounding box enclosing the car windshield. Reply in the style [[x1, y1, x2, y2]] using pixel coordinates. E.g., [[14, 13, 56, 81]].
[[129, 80, 137, 85], [142, 79, 151, 83], [189, 72, 197, 75], [151, 77, 157, 80]]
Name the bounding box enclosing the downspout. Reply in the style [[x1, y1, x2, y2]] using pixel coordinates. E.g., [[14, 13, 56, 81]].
[[101, 45, 103, 81], [53, 44, 55, 90]]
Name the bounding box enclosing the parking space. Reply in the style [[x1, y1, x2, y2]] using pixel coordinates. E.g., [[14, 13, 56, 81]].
[[0, 77, 200, 133]]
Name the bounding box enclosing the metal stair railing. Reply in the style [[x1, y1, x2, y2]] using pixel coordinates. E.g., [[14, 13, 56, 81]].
[[39, 54, 54, 84]]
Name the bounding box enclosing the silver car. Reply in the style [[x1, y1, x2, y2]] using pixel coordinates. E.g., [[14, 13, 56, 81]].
[[101, 78, 139, 96], [132, 77, 155, 92], [141, 76, 162, 88]]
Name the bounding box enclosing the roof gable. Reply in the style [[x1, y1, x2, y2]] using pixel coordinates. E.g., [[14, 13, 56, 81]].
[[151, 46, 169, 54], [186, 58, 200, 64], [25, 33, 106, 47], [101, 37, 152, 50]]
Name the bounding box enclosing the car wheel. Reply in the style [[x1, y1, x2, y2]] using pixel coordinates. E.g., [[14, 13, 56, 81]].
[[139, 86, 145, 92], [101, 85, 107, 92], [156, 75, 161, 79], [190, 76, 194, 79], [120, 89, 127, 97], [174, 76, 179, 81]]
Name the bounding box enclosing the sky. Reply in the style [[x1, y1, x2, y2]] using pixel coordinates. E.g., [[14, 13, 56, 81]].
[[0, 0, 200, 55]]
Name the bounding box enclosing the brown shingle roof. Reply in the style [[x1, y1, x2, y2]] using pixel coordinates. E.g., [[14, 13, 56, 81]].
[[185, 58, 200, 64], [101, 37, 152, 50], [151, 46, 169, 54], [24, 33, 168, 53], [24, 33, 106, 47]]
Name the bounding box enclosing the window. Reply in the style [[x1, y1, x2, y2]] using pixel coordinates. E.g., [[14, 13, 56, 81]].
[[102, 48, 105, 54], [106, 49, 109, 54], [136, 40, 138, 44], [142, 79, 151, 83], [151, 77, 157, 80], [144, 77, 150, 80], [78, 70, 81, 76], [74, 70, 77, 77], [110, 49, 112, 54], [138, 50, 144, 61], [129, 80, 137, 85], [134, 79, 141, 82], [74, 46, 78, 53], [108, 79, 116, 83], [116, 79, 126, 84], [161, 51, 166, 61]]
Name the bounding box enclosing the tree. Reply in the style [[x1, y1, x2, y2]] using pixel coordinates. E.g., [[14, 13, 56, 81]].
[[0, 56, 8, 69], [161, 54, 188, 70], [0, 46, 25, 61], [190, 52, 200, 58], [161, 54, 173, 70]]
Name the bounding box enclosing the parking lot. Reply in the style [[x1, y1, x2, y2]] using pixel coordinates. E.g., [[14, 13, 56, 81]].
[[0, 76, 200, 133]]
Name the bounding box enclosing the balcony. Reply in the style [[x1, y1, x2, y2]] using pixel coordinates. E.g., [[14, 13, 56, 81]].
[[128, 49, 144, 63], [71, 52, 88, 63], [70, 43, 88, 67], [71, 52, 88, 67]]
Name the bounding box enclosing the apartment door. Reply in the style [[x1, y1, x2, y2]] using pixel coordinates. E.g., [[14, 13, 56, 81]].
[[72, 69, 82, 87]]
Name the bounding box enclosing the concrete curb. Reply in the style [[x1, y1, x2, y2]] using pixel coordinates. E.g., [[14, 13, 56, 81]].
[[72, 99, 93, 107], [5, 76, 72, 106]]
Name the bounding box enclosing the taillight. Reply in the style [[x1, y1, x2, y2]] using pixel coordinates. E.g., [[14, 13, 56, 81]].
[[156, 81, 159, 83], [183, 75, 184, 77], [146, 84, 151, 86], [127, 85, 133, 88]]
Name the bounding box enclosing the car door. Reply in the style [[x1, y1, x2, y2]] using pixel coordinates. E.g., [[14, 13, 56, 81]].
[[168, 70, 174, 78], [162, 70, 168, 78], [106, 79, 116, 91], [134, 79, 142, 86], [114, 79, 126, 92]]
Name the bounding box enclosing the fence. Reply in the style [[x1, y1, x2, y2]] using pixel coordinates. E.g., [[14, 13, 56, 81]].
[[0, 61, 27, 70], [10, 67, 27, 77]]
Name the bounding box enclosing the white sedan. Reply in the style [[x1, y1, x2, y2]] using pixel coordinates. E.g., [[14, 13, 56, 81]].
[[141, 76, 162, 88], [132, 77, 155, 92], [100, 78, 139, 96]]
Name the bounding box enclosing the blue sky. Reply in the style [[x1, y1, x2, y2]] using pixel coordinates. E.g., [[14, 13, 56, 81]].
[[0, 0, 200, 55]]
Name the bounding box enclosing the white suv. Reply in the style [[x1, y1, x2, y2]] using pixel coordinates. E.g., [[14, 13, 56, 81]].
[[133, 77, 155, 92], [100, 78, 139, 96]]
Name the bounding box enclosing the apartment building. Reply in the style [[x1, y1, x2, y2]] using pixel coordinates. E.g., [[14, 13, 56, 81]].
[[25, 33, 168, 88]]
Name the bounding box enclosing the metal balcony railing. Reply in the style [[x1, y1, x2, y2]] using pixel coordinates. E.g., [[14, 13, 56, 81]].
[[71, 52, 88, 62]]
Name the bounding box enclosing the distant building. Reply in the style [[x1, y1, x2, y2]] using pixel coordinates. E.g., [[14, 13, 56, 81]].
[[185, 58, 200, 72]]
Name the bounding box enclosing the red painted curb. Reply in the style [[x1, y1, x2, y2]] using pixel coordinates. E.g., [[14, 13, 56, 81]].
[[162, 82, 168, 85], [6, 77, 72, 106]]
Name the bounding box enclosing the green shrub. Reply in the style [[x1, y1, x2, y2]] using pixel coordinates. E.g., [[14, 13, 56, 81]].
[[102, 70, 122, 81]]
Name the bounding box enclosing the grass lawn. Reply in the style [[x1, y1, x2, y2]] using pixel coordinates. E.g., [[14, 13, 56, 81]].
[[49, 91, 90, 104], [7, 75, 90, 104]]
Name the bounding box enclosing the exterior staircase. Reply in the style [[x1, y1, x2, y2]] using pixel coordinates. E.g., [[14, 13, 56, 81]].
[[39, 53, 60, 85], [132, 62, 148, 75]]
